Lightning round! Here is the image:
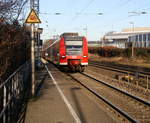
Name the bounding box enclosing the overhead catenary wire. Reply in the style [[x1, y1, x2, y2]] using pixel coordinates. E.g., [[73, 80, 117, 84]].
[[118, 0, 132, 8], [71, 0, 95, 21]]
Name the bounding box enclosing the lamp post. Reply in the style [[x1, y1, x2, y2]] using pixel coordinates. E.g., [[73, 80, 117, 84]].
[[128, 11, 147, 58], [83, 25, 88, 38], [82, 13, 103, 39], [129, 21, 134, 58]]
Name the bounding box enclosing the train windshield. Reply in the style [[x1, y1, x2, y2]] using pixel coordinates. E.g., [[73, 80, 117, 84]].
[[65, 42, 82, 55], [65, 36, 83, 55], [66, 45, 82, 55], [67, 46, 82, 49]]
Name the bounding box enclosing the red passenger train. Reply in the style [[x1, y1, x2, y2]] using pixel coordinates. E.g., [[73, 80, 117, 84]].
[[43, 33, 88, 72]]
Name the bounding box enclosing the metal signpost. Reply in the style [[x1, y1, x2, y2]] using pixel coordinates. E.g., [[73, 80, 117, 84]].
[[25, 9, 41, 96]]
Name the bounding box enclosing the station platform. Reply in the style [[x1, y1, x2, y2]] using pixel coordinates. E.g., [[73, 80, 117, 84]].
[[25, 63, 117, 123]]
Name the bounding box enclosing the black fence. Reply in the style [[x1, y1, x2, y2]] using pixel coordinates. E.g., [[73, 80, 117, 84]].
[[0, 61, 31, 123]]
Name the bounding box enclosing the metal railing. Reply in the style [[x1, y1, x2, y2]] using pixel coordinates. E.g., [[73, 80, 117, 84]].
[[0, 61, 31, 123]]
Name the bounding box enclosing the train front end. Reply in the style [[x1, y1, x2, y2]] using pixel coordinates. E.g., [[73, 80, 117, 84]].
[[59, 36, 88, 72]]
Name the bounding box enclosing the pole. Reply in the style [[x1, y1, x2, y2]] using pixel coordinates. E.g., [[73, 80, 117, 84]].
[[85, 24, 87, 38], [83, 25, 87, 38], [130, 22, 134, 58], [31, 24, 35, 96]]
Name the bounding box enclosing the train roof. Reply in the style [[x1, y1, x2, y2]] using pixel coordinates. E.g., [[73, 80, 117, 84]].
[[64, 36, 84, 41], [60, 32, 79, 37]]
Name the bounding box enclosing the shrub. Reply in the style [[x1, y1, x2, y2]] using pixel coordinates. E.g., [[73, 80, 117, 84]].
[[88, 46, 150, 59], [0, 21, 30, 82]]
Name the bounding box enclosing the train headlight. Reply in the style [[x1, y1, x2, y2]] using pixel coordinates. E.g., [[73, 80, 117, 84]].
[[45, 53, 48, 56], [61, 56, 66, 58], [83, 56, 87, 58]]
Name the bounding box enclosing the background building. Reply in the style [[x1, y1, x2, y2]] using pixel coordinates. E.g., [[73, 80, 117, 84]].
[[128, 33, 150, 48], [88, 41, 101, 47], [102, 27, 150, 48]]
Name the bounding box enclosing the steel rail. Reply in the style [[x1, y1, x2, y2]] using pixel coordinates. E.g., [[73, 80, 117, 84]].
[[68, 73, 140, 123], [81, 72, 150, 106], [89, 61, 150, 76], [90, 63, 129, 74], [89, 61, 150, 91]]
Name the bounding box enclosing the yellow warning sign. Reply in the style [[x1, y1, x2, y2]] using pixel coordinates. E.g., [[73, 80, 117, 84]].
[[25, 9, 41, 23]]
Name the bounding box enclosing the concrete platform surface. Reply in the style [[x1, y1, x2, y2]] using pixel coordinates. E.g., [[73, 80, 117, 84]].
[[25, 63, 117, 123]]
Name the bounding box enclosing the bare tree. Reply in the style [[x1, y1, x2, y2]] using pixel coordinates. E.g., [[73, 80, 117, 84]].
[[0, 0, 28, 23], [0, 0, 31, 82]]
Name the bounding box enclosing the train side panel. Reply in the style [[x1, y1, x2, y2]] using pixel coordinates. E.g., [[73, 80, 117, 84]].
[[82, 37, 88, 65], [53, 40, 59, 64], [59, 37, 67, 65]]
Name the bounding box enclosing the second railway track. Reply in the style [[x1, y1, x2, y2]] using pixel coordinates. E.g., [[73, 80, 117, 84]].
[[89, 61, 150, 89], [68, 72, 150, 123], [89, 61, 150, 76], [89, 61, 150, 75]]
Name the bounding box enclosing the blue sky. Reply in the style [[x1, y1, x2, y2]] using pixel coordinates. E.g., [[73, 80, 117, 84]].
[[37, 0, 150, 41]]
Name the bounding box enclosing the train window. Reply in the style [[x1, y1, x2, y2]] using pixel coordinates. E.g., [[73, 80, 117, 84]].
[[66, 46, 82, 49], [139, 34, 142, 41], [66, 41, 82, 45], [148, 34, 150, 41], [143, 34, 146, 41], [65, 36, 83, 41], [66, 45, 82, 55]]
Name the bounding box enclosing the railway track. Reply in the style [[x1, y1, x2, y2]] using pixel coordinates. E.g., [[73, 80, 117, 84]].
[[68, 72, 150, 123], [89, 61, 150, 76], [89, 61, 150, 89]]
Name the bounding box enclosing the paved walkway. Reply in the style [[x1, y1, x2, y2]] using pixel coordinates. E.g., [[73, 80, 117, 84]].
[[25, 68, 76, 123], [25, 63, 117, 123]]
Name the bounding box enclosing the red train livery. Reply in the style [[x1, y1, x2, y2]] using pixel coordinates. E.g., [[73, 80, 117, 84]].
[[43, 33, 88, 72]]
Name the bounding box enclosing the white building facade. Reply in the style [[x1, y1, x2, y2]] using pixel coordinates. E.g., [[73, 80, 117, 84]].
[[102, 27, 150, 48]]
